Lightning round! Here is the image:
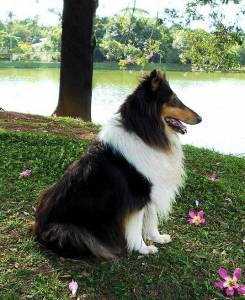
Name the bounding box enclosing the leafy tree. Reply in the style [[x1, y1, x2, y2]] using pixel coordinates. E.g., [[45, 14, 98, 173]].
[[100, 39, 125, 62], [237, 41, 245, 64], [39, 25, 61, 60], [0, 6, 244, 70], [100, 12, 172, 69], [94, 16, 109, 61], [17, 41, 33, 59], [11, 18, 43, 44], [173, 25, 242, 71], [0, 30, 10, 50]]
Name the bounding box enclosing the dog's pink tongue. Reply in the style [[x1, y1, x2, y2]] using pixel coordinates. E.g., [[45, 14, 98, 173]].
[[171, 118, 187, 134], [165, 117, 187, 134]]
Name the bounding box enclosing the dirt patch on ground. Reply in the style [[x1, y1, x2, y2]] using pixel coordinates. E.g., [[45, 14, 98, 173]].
[[0, 111, 98, 140], [0, 111, 49, 123]]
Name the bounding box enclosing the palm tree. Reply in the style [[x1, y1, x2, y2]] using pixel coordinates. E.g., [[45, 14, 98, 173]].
[[7, 11, 14, 61], [54, 0, 98, 121]]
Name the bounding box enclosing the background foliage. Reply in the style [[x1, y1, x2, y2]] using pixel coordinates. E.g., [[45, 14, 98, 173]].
[[0, 2, 244, 71]]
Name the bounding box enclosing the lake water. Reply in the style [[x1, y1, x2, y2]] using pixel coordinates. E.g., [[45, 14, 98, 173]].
[[0, 68, 245, 155]]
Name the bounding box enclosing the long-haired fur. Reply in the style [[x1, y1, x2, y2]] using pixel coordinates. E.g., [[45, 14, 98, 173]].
[[119, 71, 172, 148], [33, 70, 201, 259]]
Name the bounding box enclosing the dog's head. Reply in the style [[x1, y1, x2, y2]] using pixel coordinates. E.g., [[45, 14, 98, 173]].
[[150, 70, 202, 134], [119, 69, 202, 148]]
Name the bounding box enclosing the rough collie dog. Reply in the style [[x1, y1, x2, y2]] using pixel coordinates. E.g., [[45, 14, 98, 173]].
[[33, 70, 202, 260]]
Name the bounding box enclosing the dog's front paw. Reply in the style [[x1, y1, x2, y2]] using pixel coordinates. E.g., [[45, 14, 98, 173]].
[[153, 234, 171, 244], [139, 244, 158, 255]]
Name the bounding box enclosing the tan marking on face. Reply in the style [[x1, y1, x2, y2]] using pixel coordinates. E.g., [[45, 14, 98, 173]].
[[162, 103, 199, 125]]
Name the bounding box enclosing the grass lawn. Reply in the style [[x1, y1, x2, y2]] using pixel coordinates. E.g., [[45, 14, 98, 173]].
[[0, 61, 245, 73], [0, 113, 244, 300], [0, 61, 60, 69], [0, 61, 191, 72]]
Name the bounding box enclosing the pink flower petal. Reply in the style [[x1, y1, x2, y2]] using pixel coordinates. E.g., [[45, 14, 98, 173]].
[[225, 287, 234, 296], [188, 218, 195, 224], [214, 281, 224, 289], [19, 168, 32, 177], [233, 267, 241, 280], [68, 280, 78, 297], [200, 218, 206, 225], [208, 171, 220, 181], [219, 267, 228, 280], [188, 210, 196, 218], [236, 285, 245, 295], [197, 210, 205, 218]]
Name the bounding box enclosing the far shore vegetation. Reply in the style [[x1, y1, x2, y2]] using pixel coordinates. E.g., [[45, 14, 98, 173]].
[[1, 4, 245, 72], [0, 61, 193, 72], [1, 61, 245, 73]]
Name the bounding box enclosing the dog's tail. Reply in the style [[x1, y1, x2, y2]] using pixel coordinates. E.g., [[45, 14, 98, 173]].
[[35, 223, 118, 260]]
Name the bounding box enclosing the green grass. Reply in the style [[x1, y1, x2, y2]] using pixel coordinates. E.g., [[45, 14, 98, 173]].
[[1, 61, 245, 73], [0, 61, 191, 71], [0, 123, 244, 299], [93, 62, 192, 72], [0, 61, 60, 69]]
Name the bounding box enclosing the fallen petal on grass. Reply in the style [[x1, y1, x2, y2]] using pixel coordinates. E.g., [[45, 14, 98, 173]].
[[19, 168, 32, 177], [68, 280, 78, 297], [188, 210, 206, 226], [208, 171, 220, 181], [219, 267, 228, 280], [237, 285, 245, 295], [214, 267, 245, 297], [233, 268, 241, 280]]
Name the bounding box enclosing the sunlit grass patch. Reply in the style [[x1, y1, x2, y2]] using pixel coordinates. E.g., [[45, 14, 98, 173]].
[[0, 125, 244, 299]]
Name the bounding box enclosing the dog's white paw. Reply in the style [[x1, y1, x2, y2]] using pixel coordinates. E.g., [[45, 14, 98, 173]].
[[153, 234, 171, 244], [139, 244, 158, 255]]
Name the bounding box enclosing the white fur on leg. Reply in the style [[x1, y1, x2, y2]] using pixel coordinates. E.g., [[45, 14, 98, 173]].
[[143, 204, 159, 240], [153, 234, 171, 244], [143, 204, 172, 244], [139, 244, 158, 254], [125, 209, 158, 255]]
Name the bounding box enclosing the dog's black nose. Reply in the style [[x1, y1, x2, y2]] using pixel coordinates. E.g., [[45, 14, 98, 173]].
[[196, 115, 202, 123]]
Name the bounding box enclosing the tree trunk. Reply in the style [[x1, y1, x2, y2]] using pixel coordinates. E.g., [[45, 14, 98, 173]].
[[54, 0, 98, 121]]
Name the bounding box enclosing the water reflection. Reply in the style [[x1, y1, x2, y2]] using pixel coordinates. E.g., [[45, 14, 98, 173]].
[[0, 68, 244, 155]]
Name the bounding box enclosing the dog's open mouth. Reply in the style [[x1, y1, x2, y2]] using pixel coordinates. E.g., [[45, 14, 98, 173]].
[[165, 117, 187, 134]]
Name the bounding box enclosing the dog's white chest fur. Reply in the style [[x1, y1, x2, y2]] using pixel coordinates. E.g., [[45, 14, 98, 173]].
[[99, 117, 185, 217]]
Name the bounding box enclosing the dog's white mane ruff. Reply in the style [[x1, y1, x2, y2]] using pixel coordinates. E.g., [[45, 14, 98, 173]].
[[99, 117, 185, 217]]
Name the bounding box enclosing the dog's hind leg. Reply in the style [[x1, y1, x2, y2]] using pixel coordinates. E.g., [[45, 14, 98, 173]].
[[39, 223, 118, 260], [143, 204, 171, 244], [125, 209, 158, 255]]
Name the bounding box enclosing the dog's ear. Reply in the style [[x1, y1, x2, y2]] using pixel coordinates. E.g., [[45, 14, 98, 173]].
[[149, 69, 158, 78], [150, 69, 165, 91]]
